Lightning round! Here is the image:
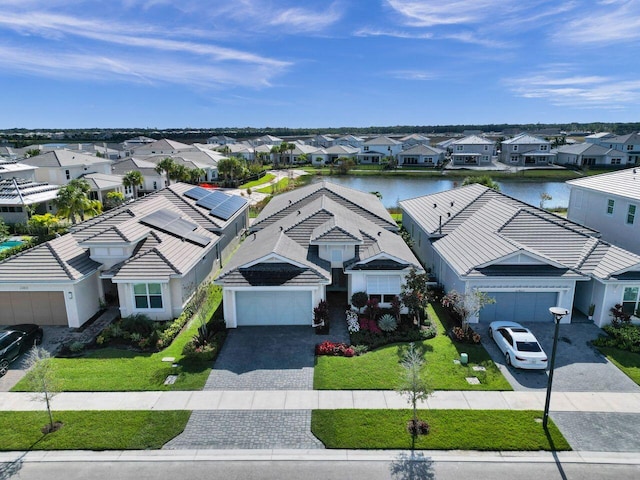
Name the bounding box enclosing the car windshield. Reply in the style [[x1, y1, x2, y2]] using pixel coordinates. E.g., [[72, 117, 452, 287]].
[[516, 341, 542, 352]]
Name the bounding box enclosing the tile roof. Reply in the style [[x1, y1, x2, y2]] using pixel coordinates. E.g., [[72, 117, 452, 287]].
[[566, 167, 640, 201], [0, 178, 60, 206], [401, 184, 640, 281], [502, 133, 550, 145], [22, 150, 111, 168], [451, 135, 494, 145], [398, 144, 445, 156]]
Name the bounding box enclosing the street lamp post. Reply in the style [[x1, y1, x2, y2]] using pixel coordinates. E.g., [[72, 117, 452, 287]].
[[543, 306, 569, 429]]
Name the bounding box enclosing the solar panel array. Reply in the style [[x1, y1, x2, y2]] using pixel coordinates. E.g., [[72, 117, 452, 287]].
[[185, 186, 247, 221], [140, 209, 211, 246]]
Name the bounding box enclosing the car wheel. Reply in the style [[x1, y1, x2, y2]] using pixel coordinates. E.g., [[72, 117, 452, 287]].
[[488, 327, 493, 337], [0, 359, 9, 377], [505, 353, 511, 366], [35, 333, 43, 346]]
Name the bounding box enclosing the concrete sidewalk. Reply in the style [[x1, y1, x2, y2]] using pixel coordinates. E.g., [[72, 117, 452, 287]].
[[2, 390, 640, 413]]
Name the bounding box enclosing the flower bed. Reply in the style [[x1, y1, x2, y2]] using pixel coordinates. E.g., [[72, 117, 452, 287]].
[[316, 340, 355, 357]]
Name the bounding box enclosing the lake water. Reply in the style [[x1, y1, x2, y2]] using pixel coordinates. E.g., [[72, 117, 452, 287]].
[[319, 176, 570, 209]]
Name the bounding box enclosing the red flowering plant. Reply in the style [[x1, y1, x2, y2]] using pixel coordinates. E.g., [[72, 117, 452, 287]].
[[315, 340, 355, 357]]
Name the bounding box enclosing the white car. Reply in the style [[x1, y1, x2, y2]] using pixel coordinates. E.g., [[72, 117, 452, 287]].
[[488, 321, 548, 370]]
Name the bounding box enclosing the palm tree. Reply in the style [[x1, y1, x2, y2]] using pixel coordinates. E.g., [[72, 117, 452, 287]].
[[155, 157, 176, 186], [170, 164, 190, 183], [122, 170, 144, 198], [270, 145, 281, 166], [54, 179, 93, 225], [190, 168, 206, 184]]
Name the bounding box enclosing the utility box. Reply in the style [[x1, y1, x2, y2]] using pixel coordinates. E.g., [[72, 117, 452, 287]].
[[460, 353, 468, 365]]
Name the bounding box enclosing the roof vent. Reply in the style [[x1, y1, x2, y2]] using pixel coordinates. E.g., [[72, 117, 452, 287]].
[[447, 212, 451, 217], [297, 210, 301, 215], [289, 199, 292, 204], [433, 203, 437, 208], [253, 233, 256, 240], [280, 226, 283, 231], [378, 231, 382, 236], [450, 201, 454, 207]]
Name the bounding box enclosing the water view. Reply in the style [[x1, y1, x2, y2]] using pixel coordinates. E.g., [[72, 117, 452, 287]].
[[320, 176, 570, 209]]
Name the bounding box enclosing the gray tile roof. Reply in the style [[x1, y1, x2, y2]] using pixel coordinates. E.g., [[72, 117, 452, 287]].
[[451, 135, 494, 145], [22, 150, 111, 168], [567, 167, 640, 201], [502, 133, 550, 145], [402, 184, 640, 281], [556, 143, 616, 156], [398, 145, 445, 156], [0, 235, 100, 282]]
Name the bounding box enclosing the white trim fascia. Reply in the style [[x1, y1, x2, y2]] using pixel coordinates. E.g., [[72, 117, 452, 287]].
[[240, 253, 308, 270], [475, 249, 568, 270]]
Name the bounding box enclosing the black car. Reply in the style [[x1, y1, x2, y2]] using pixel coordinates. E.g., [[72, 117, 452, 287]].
[[0, 324, 44, 377]]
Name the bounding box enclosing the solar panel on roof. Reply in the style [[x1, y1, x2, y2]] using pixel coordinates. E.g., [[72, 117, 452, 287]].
[[140, 210, 201, 243], [195, 190, 228, 210], [210, 195, 247, 221], [184, 232, 211, 246], [184, 186, 211, 201]]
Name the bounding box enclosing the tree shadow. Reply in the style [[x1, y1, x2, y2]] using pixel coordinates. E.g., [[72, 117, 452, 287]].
[[389, 451, 435, 480], [544, 426, 568, 480], [0, 435, 48, 480]]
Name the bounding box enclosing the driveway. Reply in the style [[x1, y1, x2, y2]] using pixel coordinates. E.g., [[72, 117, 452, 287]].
[[476, 322, 640, 393]]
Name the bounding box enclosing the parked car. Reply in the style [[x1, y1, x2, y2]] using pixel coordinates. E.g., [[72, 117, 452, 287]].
[[0, 324, 44, 377], [488, 321, 547, 370]]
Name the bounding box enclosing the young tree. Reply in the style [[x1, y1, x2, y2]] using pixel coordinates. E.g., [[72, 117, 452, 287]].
[[398, 343, 431, 436], [400, 267, 432, 326], [441, 289, 496, 332], [217, 157, 245, 183], [539, 192, 552, 209], [24, 347, 61, 433], [104, 191, 125, 209], [0, 218, 9, 241], [122, 170, 144, 198], [54, 179, 93, 225], [27, 213, 60, 241]]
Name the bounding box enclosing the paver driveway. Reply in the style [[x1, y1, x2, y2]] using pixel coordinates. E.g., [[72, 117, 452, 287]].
[[477, 322, 640, 393]]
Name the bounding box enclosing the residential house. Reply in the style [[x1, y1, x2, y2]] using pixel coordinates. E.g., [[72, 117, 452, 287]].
[[131, 138, 197, 156], [397, 145, 445, 167], [308, 134, 335, 148], [0, 183, 248, 327], [360, 136, 403, 163], [252, 135, 283, 147], [585, 132, 615, 144], [81, 173, 126, 204], [567, 168, 640, 256], [279, 144, 320, 164], [206, 135, 236, 145], [400, 184, 640, 327], [122, 136, 156, 148], [21, 150, 112, 185], [216, 181, 423, 328], [400, 134, 431, 150], [499, 134, 555, 166], [111, 157, 166, 197], [0, 160, 38, 182], [311, 145, 359, 166], [450, 135, 495, 166], [597, 133, 640, 165], [555, 143, 629, 167], [0, 178, 60, 224], [334, 134, 365, 150]]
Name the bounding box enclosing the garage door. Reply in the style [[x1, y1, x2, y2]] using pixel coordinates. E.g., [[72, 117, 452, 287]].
[[479, 292, 557, 323], [235, 291, 312, 326], [0, 291, 68, 326]]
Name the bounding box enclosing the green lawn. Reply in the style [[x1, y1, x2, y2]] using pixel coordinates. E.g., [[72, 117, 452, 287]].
[[257, 177, 289, 193], [311, 410, 570, 451], [597, 346, 640, 385], [314, 305, 511, 391], [13, 291, 222, 392], [239, 173, 275, 189], [0, 411, 190, 450]]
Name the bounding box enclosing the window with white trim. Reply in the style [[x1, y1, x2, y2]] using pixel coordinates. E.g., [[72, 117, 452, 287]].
[[133, 283, 163, 309], [607, 199, 615, 215], [623, 286, 640, 316], [367, 275, 401, 302], [627, 204, 636, 225], [510, 155, 519, 163], [513, 145, 518, 151], [456, 145, 463, 151], [540, 145, 548, 151]]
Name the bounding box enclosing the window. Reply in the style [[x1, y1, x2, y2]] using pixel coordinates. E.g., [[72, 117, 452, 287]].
[[627, 204, 636, 225], [611, 158, 621, 165], [456, 145, 463, 151], [65, 169, 71, 180], [622, 286, 640, 316], [367, 275, 401, 302], [627, 145, 633, 151], [484, 145, 488, 151], [540, 145, 548, 151], [510, 155, 519, 163], [607, 199, 615, 215], [513, 145, 518, 152], [133, 283, 163, 309]]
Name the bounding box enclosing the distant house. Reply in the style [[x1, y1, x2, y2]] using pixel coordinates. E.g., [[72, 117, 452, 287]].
[[361, 136, 403, 159], [206, 135, 236, 145], [312, 145, 359, 166], [21, 150, 112, 185], [0, 183, 248, 327], [81, 173, 126, 203], [450, 135, 495, 166], [596, 133, 640, 165], [397, 145, 445, 167], [567, 168, 640, 256], [585, 132, 615, 144], [279, 144, 320, 164], [555, 143, 629, 167], [401, 184, 640, 327], [0, 160, 37, 182], [308, 134, 335, 148], [400, 134, 431, 150], [131, 138, 197, 156], [499, 134, 555, 166], [334, 134, 365, 150], [122, 136, 156, 148], [111, 157, 166, 197], [216, 181, 422, 328], [0, 178, 60, 224], [252, 135, 283, 147]]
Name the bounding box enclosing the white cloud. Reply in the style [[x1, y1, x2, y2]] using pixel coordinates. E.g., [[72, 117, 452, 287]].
[[353, 27, 433, 39], [387, 69, 437, 81], [385, 0, 519, 27], [505, 68, 640, 108], [267, 2, 343, 32]]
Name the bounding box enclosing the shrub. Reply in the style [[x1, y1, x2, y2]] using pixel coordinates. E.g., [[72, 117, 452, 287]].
[[378, 314, 398, 332], [313, 300, 329, 327], [120, 314, 154, 336], [610, 303, 631, 327], [315, 341, 355, 357], [351, 291, 368, 313], [593, 323, 640, 353], [450, 326, 481, 344], [407, 419, 430, 435], [346, 310, 360, 333], [420, 323, 437, 340], [69, 341, 85, 354]]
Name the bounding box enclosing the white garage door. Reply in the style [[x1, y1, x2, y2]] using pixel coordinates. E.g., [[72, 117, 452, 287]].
[[0, 291, 68, 326], [479, 292, 558, 323], [235, 290, 312, 326]]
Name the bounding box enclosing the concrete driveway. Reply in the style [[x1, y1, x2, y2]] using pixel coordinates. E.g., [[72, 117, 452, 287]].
[[476, 322, 640, 393]]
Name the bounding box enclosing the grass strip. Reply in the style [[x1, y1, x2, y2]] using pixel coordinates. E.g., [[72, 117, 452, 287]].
[[314, 305, 511, 391], [0, 411, 190, 451], [239, 173, 275, 188], [311, 409, 570, 451], [596, 346, 640, 385]]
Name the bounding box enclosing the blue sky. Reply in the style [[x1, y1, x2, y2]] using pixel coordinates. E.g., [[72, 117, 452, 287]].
[[2, 0, 640, 129]]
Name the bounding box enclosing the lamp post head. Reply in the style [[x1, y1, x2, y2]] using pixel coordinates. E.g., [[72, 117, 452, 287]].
[[549, 306, 569, 323]]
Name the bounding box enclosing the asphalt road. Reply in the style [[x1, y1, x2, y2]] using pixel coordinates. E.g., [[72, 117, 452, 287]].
[[2, 459, 639, 480]]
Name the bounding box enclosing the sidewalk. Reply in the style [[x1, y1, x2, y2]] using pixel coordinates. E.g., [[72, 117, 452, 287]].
[[2, 390, 640, 413]]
